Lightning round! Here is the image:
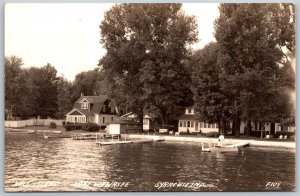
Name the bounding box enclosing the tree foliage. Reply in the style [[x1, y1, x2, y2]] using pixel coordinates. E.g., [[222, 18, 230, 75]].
[[190, 3, 295, 136], [72, 69, 108, 102], [99, 3, 197, 125], [4, 56, 24, 119], [57, 76, 73, 119]]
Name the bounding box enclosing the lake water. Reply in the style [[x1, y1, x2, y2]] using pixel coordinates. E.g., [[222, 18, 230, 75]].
[[5, 133, 295, 192]]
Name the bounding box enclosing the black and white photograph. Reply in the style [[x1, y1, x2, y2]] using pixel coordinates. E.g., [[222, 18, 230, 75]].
[[4, 2, 296, 192]]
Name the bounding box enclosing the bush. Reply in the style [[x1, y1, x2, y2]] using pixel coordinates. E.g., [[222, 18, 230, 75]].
[[62, 121, 66, 126], [49, 122, 57, 129], [205, 132, 219, 137], [64, 123, 83, 131], [82, 123, 100, 132]]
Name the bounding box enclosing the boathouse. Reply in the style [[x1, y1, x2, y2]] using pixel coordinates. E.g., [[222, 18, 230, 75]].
[[106, 119, 142, 134]]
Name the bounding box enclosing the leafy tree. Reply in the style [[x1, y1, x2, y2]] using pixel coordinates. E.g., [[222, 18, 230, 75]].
[[99, 3, 197, 126], [214, 3, 295, 136], [72, 69, 106, 101], [4, 56, 24, 119], [56, 76, 73, 119], [24, 64, 58, 118], [190, 42, 230, 134]]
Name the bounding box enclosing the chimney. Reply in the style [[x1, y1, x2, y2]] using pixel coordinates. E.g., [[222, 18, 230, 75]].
[[81, 93, 84, 97]]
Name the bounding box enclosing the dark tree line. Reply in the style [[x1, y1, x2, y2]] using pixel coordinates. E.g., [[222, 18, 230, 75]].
[[5, 57, 107, 120], [5, 3, 295, 136]]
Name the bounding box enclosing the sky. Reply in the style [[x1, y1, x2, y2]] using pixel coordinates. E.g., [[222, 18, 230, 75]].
[[5, 3, 220, 81]]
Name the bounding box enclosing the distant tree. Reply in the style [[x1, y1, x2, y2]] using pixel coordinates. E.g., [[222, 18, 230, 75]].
[[24, 64, 58, 118], [99, 3, 197, 126], [4, 56, 24, 119], [56, 76, 73, 119], [72, 70, 106, 101]]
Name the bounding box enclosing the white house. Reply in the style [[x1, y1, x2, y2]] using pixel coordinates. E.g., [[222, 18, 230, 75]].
[[178, 106, 295, 135], [65, 95, 120, 126], [178, 106, 219, 134]]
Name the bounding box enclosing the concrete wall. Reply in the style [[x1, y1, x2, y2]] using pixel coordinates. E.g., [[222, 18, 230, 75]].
[[5, 119, 64, 128]]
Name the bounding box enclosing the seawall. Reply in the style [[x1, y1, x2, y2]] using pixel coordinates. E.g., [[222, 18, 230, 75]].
[[122, 134, 296, 149]]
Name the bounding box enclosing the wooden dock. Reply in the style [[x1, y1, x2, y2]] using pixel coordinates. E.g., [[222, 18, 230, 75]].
[[72, 134, 97, 140], [227, 141, 250, 148], [96, 141, 133, 146]]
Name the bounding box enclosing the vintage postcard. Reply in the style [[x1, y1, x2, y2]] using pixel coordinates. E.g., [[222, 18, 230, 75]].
[[4, 3, 295, 192]]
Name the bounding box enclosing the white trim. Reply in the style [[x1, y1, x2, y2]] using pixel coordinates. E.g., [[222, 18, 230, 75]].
[[65, 108, 86, 116], [79, 98, 90, 104]]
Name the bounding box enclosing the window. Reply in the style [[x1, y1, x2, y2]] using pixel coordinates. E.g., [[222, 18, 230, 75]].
[[102, 105, 106, 113], [179, 121, 182, 127], [82, 100, 89, 109], [111, 117, 113, 121], [191, 121, 194, 128], [188, 108, 192, 114], [216, 123, 219, 128], [143, 119, 148, 125], [204, 123, 207, 128], [187, 121, 190, 127], [183, 121, 186, 127], [75, 117, 77, 122], [103, 117, 105, 123]]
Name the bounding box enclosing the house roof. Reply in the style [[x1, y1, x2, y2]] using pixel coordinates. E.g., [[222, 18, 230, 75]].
[[65, 108, 92, 117], [66, 95, 118, 117], [73, 95, 108, 115], [107, 119, 142, 125], [178, 114, 200, 121]]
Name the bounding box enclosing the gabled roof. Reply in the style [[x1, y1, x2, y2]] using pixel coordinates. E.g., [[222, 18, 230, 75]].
[[65, 108, 92, 117], [75, 95, 107, 104], [73, 95, 109, 114]]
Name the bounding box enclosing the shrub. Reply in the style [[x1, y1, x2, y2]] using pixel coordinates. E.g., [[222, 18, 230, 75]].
[[205, 131, 219, 137], [62, 121, 66, 126], [100, 125, 106, 130], [49, 122, 57, 129], [64, 123, 83, 131], [82, 123, 100, 132]]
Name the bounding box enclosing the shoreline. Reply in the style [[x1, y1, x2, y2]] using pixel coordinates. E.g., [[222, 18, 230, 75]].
[[4, 128, 295, 149], [122, 134, 296, 149]]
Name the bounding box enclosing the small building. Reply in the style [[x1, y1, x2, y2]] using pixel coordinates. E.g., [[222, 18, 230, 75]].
[[121, 112, 160, 132], [106, 119, 142, 134], [178, 106, 218, 134], [65, 94, 120, 126]]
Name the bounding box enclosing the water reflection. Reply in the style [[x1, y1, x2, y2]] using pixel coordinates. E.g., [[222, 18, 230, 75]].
[[5, 134, 295, 192]]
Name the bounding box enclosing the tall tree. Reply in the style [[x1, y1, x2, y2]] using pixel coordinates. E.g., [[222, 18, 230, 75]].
[[4, 56, 24, 119], [25, 64, 58, 118], [100, 4, 197, 126], [190, 42, 230, 134], [214, 3, 295, 136], [56, 76, 73, 119], [72, 69, 106, 101]]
